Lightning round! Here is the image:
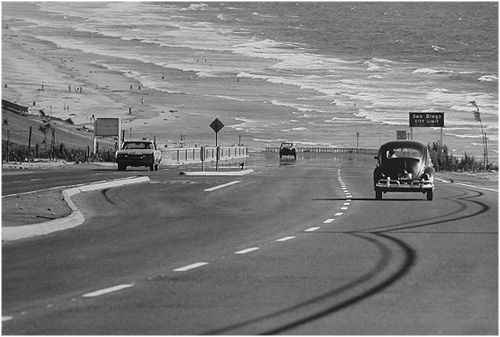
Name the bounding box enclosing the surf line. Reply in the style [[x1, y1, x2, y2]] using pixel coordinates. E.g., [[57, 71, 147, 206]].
[[204, 180, 241, 192]]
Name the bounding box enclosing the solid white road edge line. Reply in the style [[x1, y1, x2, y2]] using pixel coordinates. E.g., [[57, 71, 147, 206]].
[[174, 262, 209, 272], [456, 182, 498, 192], [204, 180, 241, 192], [82, 284, 135, 298]]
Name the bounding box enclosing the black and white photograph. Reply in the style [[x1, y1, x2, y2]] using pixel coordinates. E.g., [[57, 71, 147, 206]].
[[2, 1, 498, 334]]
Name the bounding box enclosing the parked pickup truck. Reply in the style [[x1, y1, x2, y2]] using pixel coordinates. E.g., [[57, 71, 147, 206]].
[[115, 140, 162, 171]]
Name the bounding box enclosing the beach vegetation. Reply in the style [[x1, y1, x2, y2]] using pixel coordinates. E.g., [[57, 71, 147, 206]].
[[2, 140, 115, 164], [427, 141, 497, 172]]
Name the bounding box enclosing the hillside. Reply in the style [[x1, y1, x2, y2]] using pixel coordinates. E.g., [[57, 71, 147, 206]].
[[2, 108, 115, 151]]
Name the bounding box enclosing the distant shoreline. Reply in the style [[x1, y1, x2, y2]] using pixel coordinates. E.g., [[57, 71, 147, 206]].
[[2, 2, 497, 163]]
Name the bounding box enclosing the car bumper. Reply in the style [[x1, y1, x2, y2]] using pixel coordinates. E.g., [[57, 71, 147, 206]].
[[116, 157, 156, 166], [375, 179, 434, 192]]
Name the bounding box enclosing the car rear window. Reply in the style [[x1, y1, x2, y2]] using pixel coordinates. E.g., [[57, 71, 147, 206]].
[[122, 142, 152, 149], [386, 148, 421, 158]]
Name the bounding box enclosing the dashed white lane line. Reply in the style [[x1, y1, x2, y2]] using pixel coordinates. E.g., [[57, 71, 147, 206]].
[[323, 218, 335, 224], [276, 236, 295, 242], [334, 212, 343, 216], [305, 227, 320, 232], [2, 316, 13, 322], [341, 207, 348, 210], [82, 284, 135, 298], [174, 262, 209, 272], [343, 202, 350, 206], [235, 247, 260, 254], [204, 180, 241, 192]]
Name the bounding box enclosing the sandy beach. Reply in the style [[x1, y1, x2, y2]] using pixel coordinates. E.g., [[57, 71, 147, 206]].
[[2, 2, 497, 163], [2, 2, 296, 151]]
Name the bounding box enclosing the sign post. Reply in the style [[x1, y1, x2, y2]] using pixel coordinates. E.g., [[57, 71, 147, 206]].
[[409, 112, 444, 144], [210, 118, 224, 171], [94, 118, 121, 153]]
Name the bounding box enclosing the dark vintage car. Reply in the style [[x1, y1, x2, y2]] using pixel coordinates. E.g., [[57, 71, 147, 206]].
[[373, 140, 435, 200], [115, 140, 162, 171], [279, 142, 297, 159]]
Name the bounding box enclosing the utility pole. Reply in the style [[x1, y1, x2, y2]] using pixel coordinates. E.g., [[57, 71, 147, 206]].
[[28, 126, 32, 160], [3, 118, 9, 162]]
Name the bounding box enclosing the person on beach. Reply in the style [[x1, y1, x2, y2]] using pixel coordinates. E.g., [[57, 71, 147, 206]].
[[129, 107, 132, 114]]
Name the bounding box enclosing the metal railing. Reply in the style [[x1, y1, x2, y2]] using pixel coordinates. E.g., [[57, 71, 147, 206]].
[[265, 146, 377, 155], [162, 146, 248, 165]]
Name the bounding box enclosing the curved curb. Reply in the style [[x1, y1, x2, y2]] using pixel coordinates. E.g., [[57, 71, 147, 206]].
[[179, 169, 254, 176], [2, 176, 150, 242]]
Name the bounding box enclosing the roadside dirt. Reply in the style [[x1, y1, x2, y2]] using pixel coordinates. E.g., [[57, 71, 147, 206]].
[[2, 188, 72, 227]]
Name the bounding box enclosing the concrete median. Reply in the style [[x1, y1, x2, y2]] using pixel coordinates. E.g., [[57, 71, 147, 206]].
[[2, 176, 150, 242]]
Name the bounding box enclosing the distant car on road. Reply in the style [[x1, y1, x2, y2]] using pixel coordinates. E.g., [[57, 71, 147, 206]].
[[116, 139, 162, 171], [373, 140, 435, 200], [279, 142, 297, 159]]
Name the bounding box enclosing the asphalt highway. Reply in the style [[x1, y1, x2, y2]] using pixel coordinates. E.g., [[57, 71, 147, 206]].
[[2, 153, 498, 334]]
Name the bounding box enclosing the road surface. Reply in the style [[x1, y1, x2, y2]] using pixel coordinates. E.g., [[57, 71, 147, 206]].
[[2, 153, 497, 334]]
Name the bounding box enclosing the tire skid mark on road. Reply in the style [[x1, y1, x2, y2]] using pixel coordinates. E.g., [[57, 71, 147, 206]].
[[206, 232, 416, 335], [3, 168, 357, 324]]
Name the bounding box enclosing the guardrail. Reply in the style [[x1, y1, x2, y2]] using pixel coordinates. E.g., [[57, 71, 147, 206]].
[[265, 146, 378, 155], [162, 146, 248, 165]]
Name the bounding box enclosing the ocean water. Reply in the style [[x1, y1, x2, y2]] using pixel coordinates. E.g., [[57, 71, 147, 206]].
[[4, 2, 498, 162]]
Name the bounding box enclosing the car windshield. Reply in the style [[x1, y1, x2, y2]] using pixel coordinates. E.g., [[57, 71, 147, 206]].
[[386, 147, 421, 159], [122, 142, 152, 149]]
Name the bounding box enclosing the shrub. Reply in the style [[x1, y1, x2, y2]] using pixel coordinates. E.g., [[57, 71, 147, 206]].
[[2, 140, 115, 163], [427, 142, 497, 172]]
